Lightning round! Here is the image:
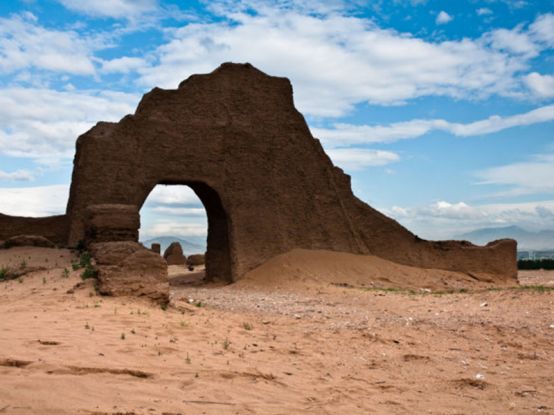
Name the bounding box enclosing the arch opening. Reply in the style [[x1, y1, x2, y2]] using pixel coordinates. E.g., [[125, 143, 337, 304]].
[[139, 182, 232, 282]]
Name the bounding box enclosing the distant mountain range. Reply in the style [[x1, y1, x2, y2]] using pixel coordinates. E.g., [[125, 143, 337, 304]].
[[141, 236, 206, 254], [457, 226, 554, 251]]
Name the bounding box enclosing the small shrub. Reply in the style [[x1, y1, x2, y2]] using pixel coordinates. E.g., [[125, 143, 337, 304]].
[[223, 338, 230, 350], [81, 264, 98, 280], [62, 268, 70, 279], [20, 260, 27, 269], [0, 267, 7, 281], [242, 322, 253, 331]]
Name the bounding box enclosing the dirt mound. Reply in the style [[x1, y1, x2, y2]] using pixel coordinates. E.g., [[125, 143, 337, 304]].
[[237, 249, 518, 291]]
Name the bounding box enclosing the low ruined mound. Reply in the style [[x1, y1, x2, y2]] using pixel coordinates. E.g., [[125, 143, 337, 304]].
[[237, 249, 518, 291], [163, 242, 187, 266]]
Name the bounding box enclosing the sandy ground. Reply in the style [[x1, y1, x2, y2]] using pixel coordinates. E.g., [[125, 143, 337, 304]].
[[0, 247, 553, 414]]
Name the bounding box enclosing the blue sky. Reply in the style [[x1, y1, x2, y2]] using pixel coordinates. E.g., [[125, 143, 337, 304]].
[[0, 0, 553, 243]]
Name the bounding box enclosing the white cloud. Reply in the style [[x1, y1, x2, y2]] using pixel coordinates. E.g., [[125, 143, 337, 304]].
[[143, 186, 202, 207], [435, 11, 453, 25], [144, 221, 207, 238], [57, 0, 159, 19], [0, 87, 139, 160], [386, 199, 554, 240], [326, 148, 399, 170], [0, 169, 34, 181], [476, 8, 492, 16], [477, 154, 554, 196], [312, 104, 554, 146], [137, 11, 551, 117], [0, 13, 96, 75], [485, 27, 539, 57], [150, 207, 206, 216], [102, 57, 147, 74], [0, 184, 68, 217], [524, 72, 554, 98], [529, 13, 554, 48]]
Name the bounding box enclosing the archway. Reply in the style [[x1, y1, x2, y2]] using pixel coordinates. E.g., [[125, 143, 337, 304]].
[[139, 182, 232, 282]]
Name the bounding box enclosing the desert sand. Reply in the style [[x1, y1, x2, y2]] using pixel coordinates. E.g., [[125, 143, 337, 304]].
[[1, 246, 553, 414]]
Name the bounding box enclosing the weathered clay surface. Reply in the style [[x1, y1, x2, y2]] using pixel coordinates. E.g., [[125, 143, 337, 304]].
[[4, 235, 55, 249], [91, 241, 169, 304], [84, 204, 139, 245], [163, 242, 186, 265], [0, 63, 517, 282], [187, 254, 205, 266]]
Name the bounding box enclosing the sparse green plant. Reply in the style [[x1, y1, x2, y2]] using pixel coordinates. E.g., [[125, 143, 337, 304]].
[[62, 268, 70, 278], [42, 277, 46, 284], [185, 353, 191, 364], [180, 321, 188, 328], [160, 302, 168, 311], [223, 338, 230, 350], [195, 301, 204, 308], [81, 264, 98, 280], [20, 260, 27, 269], [79, 252, 91, 268], [17, 277, 22, 284], [242, 322, 253, 331], [0, 267, 7, 281]]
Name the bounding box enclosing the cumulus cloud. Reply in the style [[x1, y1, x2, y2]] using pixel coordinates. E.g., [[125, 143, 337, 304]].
[[0, 87, 139, 160], [386, 199, 554, 240], [0, 169, 34, 181], [312, 104, 554, 146], [524, 72, 554, 98], [326, 148, 399, 170], [0, 13, 98, 76], [0, 184, 68, 217], [57, 0, 159, 19], [435, 11, 453, 25], [137, 11, 552, 117]]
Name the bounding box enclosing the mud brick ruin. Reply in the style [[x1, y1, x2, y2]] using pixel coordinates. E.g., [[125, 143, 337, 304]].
[[0, 63, 517, 282]]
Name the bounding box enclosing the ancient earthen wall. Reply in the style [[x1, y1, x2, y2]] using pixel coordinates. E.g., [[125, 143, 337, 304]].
[[60, 63, 517, 281], [0, 213, 68, 246]]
